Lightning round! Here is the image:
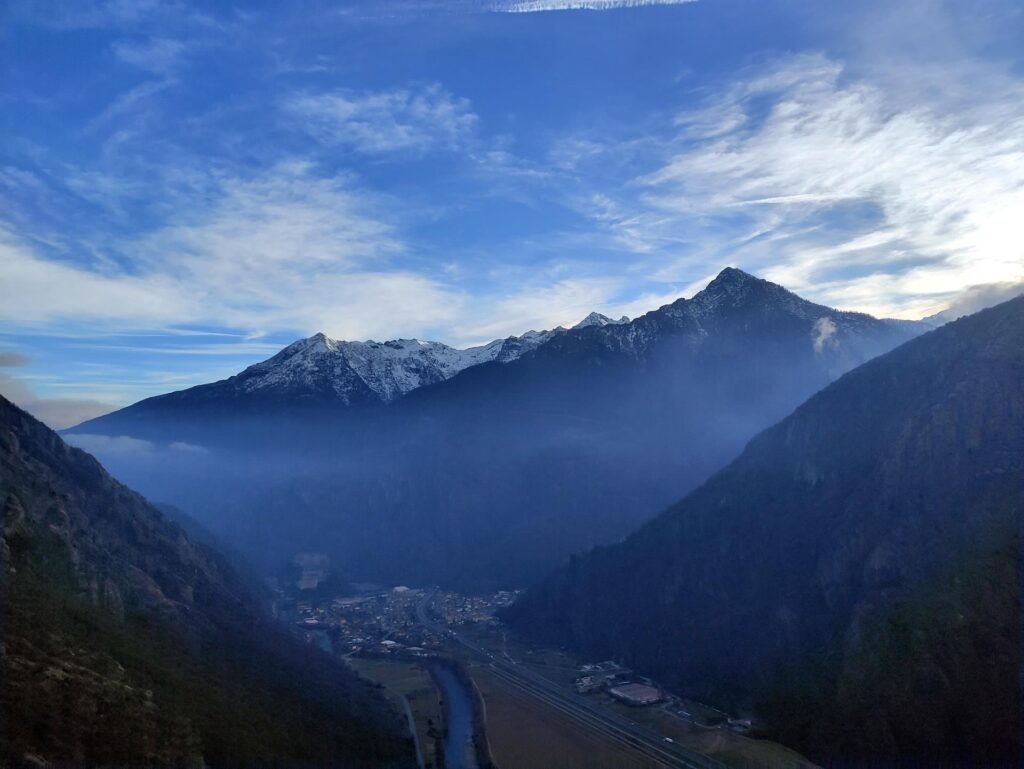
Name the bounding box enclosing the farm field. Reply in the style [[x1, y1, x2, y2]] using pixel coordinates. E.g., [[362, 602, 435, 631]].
[[461, 623, 815, 769], [349, 658, 443, 768], [601, 700, 817, 769], [469, 664, 663, 769]]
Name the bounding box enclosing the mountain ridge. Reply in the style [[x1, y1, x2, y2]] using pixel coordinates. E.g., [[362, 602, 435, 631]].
[[71, 267, 924, 436], [503, 295, 1023, 764], [66, 269, 928, 590]]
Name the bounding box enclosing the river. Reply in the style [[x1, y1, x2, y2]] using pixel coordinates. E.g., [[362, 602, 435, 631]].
[[431, 664, 479, 769]]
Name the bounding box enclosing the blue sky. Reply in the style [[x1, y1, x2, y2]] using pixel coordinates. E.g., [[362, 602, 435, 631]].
[[2, 0, 1023, 427]]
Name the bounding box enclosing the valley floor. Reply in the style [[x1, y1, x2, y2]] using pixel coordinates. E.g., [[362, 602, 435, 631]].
[[348, 659, 443, 769], [468, 663, 664, 769], [459, 623, 817, 769], [291, 583, 816, 769]]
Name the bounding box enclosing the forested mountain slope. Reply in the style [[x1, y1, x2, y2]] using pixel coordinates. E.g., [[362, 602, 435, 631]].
[[505, 297, 1023, 766], [0, 396, 412, 768]]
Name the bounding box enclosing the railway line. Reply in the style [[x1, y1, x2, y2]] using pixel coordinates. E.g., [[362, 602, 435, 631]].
[[415, 591, 728, 769]]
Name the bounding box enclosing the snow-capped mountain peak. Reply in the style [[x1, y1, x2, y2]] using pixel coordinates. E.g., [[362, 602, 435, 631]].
[[69, 269, 930, 436], [235, 307, 639, 404], [240, 277, 866, 405], [232, 324, 573, 405], [573, 312, 630, 329]]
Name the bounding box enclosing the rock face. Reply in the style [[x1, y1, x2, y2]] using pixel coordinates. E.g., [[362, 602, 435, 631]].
[[504, 296, 1023, 766], [68, 269, 924, 590], [0, 395, 412, 768]]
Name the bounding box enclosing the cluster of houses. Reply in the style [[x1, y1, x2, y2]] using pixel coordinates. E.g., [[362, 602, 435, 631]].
[[288, 584, 519, 657], [433, 590, 518, 626]]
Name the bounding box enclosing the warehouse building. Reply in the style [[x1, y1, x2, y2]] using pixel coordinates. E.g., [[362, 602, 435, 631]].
[[609, 682, 663, 706]]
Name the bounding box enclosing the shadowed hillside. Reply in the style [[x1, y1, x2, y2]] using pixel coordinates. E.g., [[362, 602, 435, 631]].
[[505, 297, 1023, 766], [0, 395, 413, 768]]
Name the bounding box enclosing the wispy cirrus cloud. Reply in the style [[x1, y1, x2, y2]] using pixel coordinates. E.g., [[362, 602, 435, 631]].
[[85, 77, 178, 135], [555, 51, 1024, 319], [286, 84, 478, 155], [652, 54, 1024, 315], [493, 0, 697, 11], [453, 276, 622, 343], [111, 36, 190, 74], [0, 162, 465, 341], [5, 0, 186, 30], [1, 230, 193, 325], [6, 0, 241, 35]]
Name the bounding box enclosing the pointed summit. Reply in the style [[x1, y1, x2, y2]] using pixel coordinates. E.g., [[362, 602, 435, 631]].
[[689, 266, 766, 309], [286, 331, 337, 355], [307, 331, 334, 347], [574, 312, 630, 329], [707, 266, 759, 288], [686, 266, 832, 322]]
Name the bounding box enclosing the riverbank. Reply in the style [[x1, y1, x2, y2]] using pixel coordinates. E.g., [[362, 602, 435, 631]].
[[429, 661, 496, 769], [349, 658, 443, 768], [351, 656, 494, 769]]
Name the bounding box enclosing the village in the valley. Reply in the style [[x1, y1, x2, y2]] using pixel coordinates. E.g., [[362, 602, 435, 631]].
[[266, 553, 802, 769]]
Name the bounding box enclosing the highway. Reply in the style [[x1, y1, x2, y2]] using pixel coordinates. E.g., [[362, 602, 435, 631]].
[[415, 591, 729, 769]]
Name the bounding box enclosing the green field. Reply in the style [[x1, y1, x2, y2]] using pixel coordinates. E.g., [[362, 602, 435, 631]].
[[349, 658, 443, 768]]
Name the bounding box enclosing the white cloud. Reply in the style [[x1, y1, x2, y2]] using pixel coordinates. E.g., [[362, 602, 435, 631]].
[[623, 53, 1024, 317], [494, 0, 697, 12], [85, 77, 177, 134], [0, 230, 195, 325], [923, 279, 1024, 324], [65, 433, 156, 455], [136, 165, 465, 339], [142, 163, 399, 271], [112, 37, 188, 74], [0, 163, 466, 342], [9, 0, 186, 30], [453, 277, 624, 344], [169, 440, 208, 453], [287, 84, 478, 155]]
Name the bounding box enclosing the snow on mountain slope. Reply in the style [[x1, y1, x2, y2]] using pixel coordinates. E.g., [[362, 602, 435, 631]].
[[573, 312, 630, 329], [71, 269, 929, 429], [233, 324, 569, 404], [233, 305, 636, 404], [570, 267, 926, 365]]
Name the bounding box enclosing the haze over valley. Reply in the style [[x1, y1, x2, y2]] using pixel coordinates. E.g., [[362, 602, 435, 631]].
[[66, 268, 925, 590]]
